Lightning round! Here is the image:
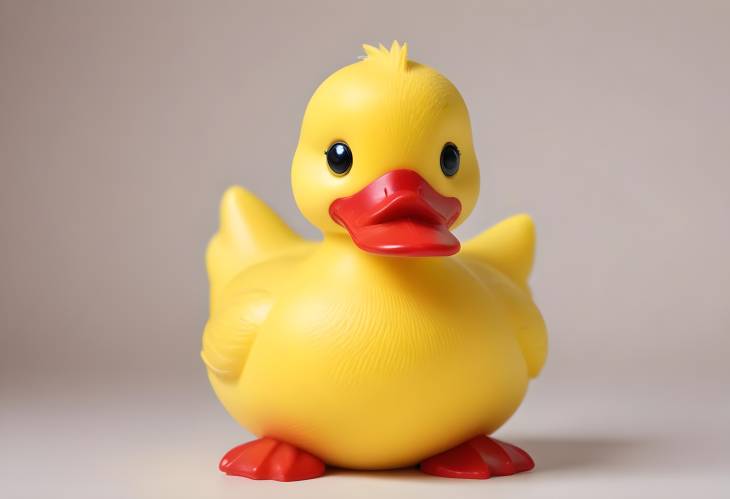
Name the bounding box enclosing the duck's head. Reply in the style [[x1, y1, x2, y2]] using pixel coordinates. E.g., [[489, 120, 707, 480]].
[[292, 41, 479, 256]]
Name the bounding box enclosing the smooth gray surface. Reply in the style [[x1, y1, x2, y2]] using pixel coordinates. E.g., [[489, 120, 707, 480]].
[[2, 375, 729, 498], [1, 1, 729, 497]]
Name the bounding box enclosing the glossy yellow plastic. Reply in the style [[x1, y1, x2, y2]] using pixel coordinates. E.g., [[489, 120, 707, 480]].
[[202, 42, 547, 470]]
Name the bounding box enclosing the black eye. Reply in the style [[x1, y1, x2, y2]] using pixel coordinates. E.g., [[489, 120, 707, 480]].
[[440, 143, 460, 177], [326, 142, 353, 175]]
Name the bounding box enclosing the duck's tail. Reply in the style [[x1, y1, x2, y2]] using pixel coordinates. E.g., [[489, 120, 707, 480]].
[[206, 186, 304, 313], [461, 214, 536, 291]]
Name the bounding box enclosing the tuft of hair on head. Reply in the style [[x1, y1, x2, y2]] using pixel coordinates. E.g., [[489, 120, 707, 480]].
[[361, 40, 409, 71]]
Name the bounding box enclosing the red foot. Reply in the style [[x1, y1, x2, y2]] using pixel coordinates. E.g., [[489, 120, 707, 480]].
[[219, 437, 325, 481], [420, 436, 534, 479]]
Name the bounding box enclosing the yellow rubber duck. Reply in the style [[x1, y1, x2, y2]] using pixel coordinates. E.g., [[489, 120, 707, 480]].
[[202, 41, 547, 481]]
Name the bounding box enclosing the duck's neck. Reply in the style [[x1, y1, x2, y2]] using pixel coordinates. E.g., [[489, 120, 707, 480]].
[[322, 232, 356, 249], [319, 232, 449, 273]]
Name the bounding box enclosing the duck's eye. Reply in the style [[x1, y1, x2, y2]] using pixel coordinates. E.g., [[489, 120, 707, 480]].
[[326, 142, 353, 175], [440, 143, 460, 177]]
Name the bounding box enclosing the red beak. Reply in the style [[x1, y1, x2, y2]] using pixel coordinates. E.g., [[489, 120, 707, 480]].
[[329, 169, 462, 256]]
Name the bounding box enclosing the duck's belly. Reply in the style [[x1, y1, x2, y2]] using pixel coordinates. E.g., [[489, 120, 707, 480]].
[[214, 258, 529, 469]]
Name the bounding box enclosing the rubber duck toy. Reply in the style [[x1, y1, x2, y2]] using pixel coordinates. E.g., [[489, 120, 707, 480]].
[[202, 41, 548, 481]]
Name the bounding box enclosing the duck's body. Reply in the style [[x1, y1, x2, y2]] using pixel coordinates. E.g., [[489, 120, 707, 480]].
[[204, 187, 546, 471], [202, 42, 548, 481]]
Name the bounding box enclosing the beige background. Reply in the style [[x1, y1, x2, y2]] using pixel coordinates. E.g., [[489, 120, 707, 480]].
[[1, 1, 729, 498]]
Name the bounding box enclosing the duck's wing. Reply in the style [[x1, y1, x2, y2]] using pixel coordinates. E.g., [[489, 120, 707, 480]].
[[201, 288, 272, 381], [203, 186, 307, 381], [461, 214, 547, 378], [461, 214, 535, 291], [206, 186, 306, 312]]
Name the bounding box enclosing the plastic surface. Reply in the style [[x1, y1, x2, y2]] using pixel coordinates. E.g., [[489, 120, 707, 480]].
[[201, 41, 548, 480]]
